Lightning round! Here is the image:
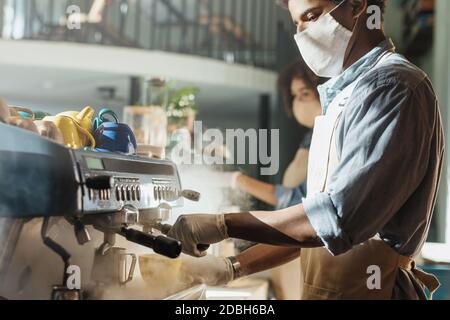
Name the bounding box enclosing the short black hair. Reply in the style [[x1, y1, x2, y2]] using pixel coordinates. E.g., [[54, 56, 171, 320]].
[[277, 58, 326, 116], [277, 0, 386, 13]]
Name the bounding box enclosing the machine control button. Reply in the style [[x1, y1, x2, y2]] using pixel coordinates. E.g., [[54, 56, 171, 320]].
[[136, 186, 141, 201], [126, 186, 132, 201], [181, 190, 201, 202], [115, 186, 121, 201], [165, 188, 170, 200], [134, 185, 138, 201], [157, 187, 162, 200], [121, 186, 126, 201], [131, 186, 136, 201]]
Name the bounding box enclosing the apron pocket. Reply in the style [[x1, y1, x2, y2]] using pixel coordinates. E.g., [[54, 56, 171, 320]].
[[302, 283, 342, 300]]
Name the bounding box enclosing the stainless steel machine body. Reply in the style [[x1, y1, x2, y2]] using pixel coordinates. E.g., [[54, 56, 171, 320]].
[[0, 123, 197, 299]]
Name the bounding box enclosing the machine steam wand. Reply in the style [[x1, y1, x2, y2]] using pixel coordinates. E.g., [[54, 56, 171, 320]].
[[41, 217, 83, 300]]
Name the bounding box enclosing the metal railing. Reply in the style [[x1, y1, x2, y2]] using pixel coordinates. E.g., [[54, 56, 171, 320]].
[[0, 0, 294, 70]]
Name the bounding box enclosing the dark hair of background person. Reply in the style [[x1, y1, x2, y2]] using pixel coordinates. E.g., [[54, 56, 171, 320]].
[[277, 57, 327, 116]]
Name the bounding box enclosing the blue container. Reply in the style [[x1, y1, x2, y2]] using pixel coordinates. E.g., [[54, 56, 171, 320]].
[[419, 264, 450, 300]]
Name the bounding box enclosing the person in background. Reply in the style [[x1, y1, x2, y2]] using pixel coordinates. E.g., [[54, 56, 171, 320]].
[[222, 58, 324, 210], [167, 0, 444, 300]]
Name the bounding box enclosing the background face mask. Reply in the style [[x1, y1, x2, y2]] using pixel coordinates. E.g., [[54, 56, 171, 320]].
[[294, 5, 353, 77]]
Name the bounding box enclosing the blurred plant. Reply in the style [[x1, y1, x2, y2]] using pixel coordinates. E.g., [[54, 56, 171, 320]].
[[167, 86, 200, 118]]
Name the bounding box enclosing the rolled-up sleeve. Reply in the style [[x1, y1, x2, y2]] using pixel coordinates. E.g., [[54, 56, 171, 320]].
[[303, 77, 434, 256]]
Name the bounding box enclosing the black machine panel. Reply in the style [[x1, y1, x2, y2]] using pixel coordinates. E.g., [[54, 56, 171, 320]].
[[0, 123, 78, 218]]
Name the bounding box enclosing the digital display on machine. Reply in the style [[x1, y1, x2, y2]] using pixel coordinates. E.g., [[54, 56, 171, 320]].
[[85, 157, 105, 170], [103, 158, 174, 175]]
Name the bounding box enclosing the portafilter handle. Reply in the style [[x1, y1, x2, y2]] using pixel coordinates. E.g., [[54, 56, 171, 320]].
[[120, 228, 182, 259]]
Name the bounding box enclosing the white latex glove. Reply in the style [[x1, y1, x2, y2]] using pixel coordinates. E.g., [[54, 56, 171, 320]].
[[0, 97, 9, 123], [208, 171, 242, 189], [168, 214, 229, 257], [180, 254, 235, 287]]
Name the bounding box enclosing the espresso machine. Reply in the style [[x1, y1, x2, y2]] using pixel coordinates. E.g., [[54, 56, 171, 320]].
[[0, 122, 199, 300]]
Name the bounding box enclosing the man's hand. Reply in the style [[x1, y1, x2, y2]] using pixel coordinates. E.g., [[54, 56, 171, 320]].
[[168, 214, 229, 257]]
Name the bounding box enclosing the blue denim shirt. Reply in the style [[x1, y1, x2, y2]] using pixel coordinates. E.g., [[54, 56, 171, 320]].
[[302, 40, 444, 257], [275, 131, 312, 210]]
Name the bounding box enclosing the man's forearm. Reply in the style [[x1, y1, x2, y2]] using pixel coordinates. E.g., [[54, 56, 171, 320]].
[[235, 244, 300, 277], [236, 174, 277, 206], [225, 205, 323, 248]]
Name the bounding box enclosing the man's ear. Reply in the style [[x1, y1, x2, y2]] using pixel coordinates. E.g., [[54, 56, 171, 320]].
[[349, 0, 367, 17]]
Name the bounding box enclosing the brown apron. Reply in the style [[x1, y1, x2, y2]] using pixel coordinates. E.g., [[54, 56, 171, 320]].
[[302, 52, 440, 300]]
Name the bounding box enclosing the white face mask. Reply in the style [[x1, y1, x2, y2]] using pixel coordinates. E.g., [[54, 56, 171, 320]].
[[294, 3, 353, 77]]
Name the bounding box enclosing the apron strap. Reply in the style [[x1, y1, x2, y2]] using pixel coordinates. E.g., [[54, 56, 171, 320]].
[[398, 256, 441, 300]]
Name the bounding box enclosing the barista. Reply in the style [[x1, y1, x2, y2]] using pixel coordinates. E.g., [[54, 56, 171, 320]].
[[168, 0, 444, 300]]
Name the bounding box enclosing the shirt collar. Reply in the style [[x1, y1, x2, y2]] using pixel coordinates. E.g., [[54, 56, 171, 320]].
[[318, 39, 396, 114]]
